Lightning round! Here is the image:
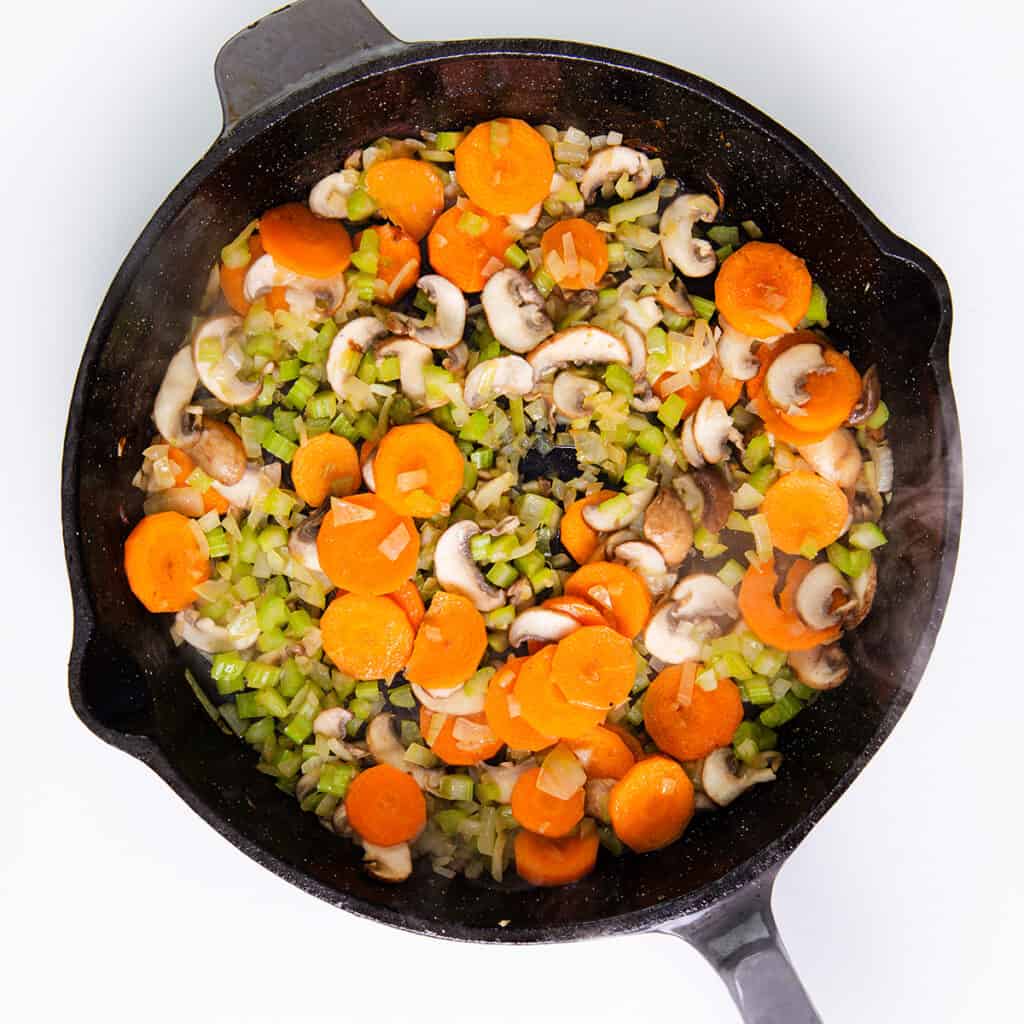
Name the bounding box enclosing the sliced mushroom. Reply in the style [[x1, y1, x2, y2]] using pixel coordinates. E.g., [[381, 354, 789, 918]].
[[681, 413, 705, 468], [244, 253, 345, 318], [481, 269, 553, 353], [643, 488, 694, 567], [660, 194, 718, 277], [463, 355, 535, 409], [630, 383, 661, 414], [788, 644, 849, 690], [843, 559, 877, 629], [601, 528, 642, 560], [326, 316, 389, 396], [288, 509, 326, 572], [507, 576, 534, 607], [411, 275, 466, 350], [846, 364, 881, 427], [642, 602, 703, 664], [362, 841, 412, 883], [309, 170, 356, 218], [434, 521, 506, 612], [702, 747, 782, 807], [243, 253, 291, 303], [507, 202, 541, 233], [444, 342, 469, 372], [580, 146, 652, 201], [614, 541, 668, 576], [153, 345, 200, 446], [794, 562, 854, 630], [362, 448, 377, 491], [798, 429, 863, 491], [191, 315, 261, 407], [581, 483, 656, 531], [552, 370, 601, 419], [691, 467, 732, 533], [656, 280, 694, 318], [175, 608, 258, 653], [365, 712, 407, 770], [690, 397, 740, 465], [619, 322, 648, 377], [376, 338, 433, 404], [716, 317, 760, 381], [411, 682, 486, 717], [764, 342, 830, 414], [211, 461, 281, 510], [527, 326, 631, 378], [313, 706, 353, 738], [672, 572, 740, 620], [644, 572, 741, 662], [584, 778, 616, 823], [508, 607, 580, 648], [188, 420, 248, 486]]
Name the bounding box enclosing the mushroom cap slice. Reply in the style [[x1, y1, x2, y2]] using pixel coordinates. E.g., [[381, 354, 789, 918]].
[[717, 317, 761, 381], [580, 146, 652, 201], [643, 488, 694, 567], [362, 841, 412, 883], [288, 509, 325, 572], [552, 370, 601, 419], [691, 467, 733, 533], [843, 558, 877, 629], [327, 316, 389, 396], [434, 521, 506, 612], [602, 528, 642, 560], [191, 315, 261, 407], [444, 342, 469, 372], [798, 429, 863, 491], [581, 483, 656, 532], [481, 269, 554, 353], [614, 540, 668, 576], [764, 342, 829, 413], [846, 364, 880, 427], [361, 448, 377, 491], [463, 355, 535, 409], [672, 572, 740, 624], [365, 712, 407, 769], [660, 193, 719, 277], [187, 420, 248, 486], [788, 643, 850, 690], [313, 706, 353, 738], [680, 411, 705, 468], [702, 747, 782, 807], [211, 461, 281, 510], [691, 397, 738, 465], [309, 170, 356, 219], [508, 607, 580, 648], [527, 326, 631, 378], [619, 322, 648, 377], [642, 601, 704, 664], [153, 345, 200, 446], [794, 562, 853, 630], [175, 609, 258, 653], [411, 274, 467, 350], [243, 253, 293, 303], [411, 682, 486, 717], [376, 338, 433, 404]]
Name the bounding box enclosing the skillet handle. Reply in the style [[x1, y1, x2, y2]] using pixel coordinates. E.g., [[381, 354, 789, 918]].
[[660, 869, 821, 1024], [214, 0, 403, 133]]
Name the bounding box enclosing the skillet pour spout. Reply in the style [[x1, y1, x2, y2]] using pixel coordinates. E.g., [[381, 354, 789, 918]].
[[61, 1, 961, 1020]]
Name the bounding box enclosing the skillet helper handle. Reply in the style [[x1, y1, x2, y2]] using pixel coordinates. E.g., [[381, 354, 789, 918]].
[[661, 870, 821, 1024], [214, 0, 403, 132]]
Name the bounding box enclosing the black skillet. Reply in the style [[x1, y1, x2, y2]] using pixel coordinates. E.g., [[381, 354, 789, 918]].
[[61, 2, 961, 1020]]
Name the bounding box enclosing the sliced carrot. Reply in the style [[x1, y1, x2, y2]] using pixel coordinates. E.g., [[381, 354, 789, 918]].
[[714, 241, 813, 339], [123, 511, 210, 613], [259, 202, 352, 278], [564, 561, 652, 639], [455, 119, 555, 216], [373, 423, 465, 518], [220, 235, 264, 316], [355, 225, 421, 303], [653, 357, 743, 417], [291, 433, 360, 508], [364, 158, 446, 241], [484, 658, 556, 752], [419, 708, 504, 765], [738, 559, 841, 651], [387, 580, 425, 630], [427, 202, 513, 293], [405, 592, 487, 691], [513, 646, 606, 741], [560, 489, 618, 564], [604, 722, 646, 762], [751, 393, 836, 446], [567, 725, 636, 780], [778, 349, 862, 433], [345, 763, 426, 846], [643, 664, 744, 762], [541, 595, 614, 629], [511, 766, 585, 837], [316, 492, 419, 595], [609, 755, 695, 853], [167, 448, 229, 514], [761, 470, 849, 554], [514, 829, 599, 887], [321, 592, 414, 680], [550, 626, 636, 711], [540, 218, 609, 290]]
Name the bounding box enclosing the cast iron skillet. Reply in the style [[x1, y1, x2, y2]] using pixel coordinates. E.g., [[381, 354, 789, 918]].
[[61, 2, 961, 1020]]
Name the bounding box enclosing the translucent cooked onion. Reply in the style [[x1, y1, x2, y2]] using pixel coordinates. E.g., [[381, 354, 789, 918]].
[[143, 487, 203, 517], [537, 743, 586, 799]]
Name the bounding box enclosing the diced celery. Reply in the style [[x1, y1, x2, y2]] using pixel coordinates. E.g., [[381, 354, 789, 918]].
[[439, 774, 475, 802], [205, 527, 229, 559], [759, 691, 803, 729], [804, 283, 829, 326], [306, 391, 337, 421], [717, 559, 745, 588], [604, 363, 634, 396], [257, 595, 288, 632], [286, 375, 317, 411], [504, 243, 529, 268], [389, 684, 416, 709], [277, 358, 301, 382], [470, 533, 493, 563], [513, 549, 545, 578], [789, 680, 816, 701], [350, 249, 379, 276], [517, 492, 559, 530], [529, 568, 557, 593], [435, 130, 464, 151], [752, 647, 787, 678], [317, 763, 357, 797], [262, 430, 298, 463], [355, 681, 379, 702], [690, 295, 716, 320], [726, 511, 753, 534], [509, 396, 526, 436], [747, 464, 778, 493], [436, 808, 467, 835], [244, 662, 281, 690], [715, 244, 734, 261], [740, 676, 774, 705], [708, 225, 740, 247], [623, 462, 648, 486], [636, 426, 665, 455], [356, 352, 378, 385], [487, 562, 519, 588], [742, 433, 772, 472], [280, 659, 305, 698], [330, 410, 360, 442], [255, 687, 289, 718], [470, 448, 494, 470], [657, 393, 686, 429], [258, 629, 287, 653], [532, 268, 556, 297], [211, 652, 246, 694], [286, 609, 313, 638], [346, 188, 376, 221], [848, 522, 887, 550], [258, 524, 287, 552], [866, 401, 890, 429], [694, 526, 729, 558], [376, 355, 401, 383], [485, 605, 516, 630], [235, 692, 263, 719], [284, 714, 312, 744], [459, 411, 489, 443]]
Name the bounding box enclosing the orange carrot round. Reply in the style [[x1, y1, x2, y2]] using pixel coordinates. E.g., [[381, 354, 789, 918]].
[[405, 592, 487, 691], [484, 658, 556, 752], [168, 447, 229, 514], [511, 766, 585, 837], [356, 225, 421, 303], [373, 423, 465, 518], [124, 512, 210, 613], [760, 470, 849, 555], [550, 626, 636, 711], [541, 218, 609, 290], [291, 433, 360, 508], [643, 664, 744, 762], [514, 829, 599, 887], [220, 235, 264, 316], [738, 559, 841, 651], [321, 592, 414, 680], [419, 708, 504, 765], [259, 202, 352, 278], [560, 489, 617, 564], [654, 357, 743, 417], [541, 595, 614, 629], [567, 725, 636, 780], [455, 119, 555, 216], [609, 755, 695, 853], [427, 202, 513, 293], [364, 158, 446, 241], [316, 492, 419, 595], [564, 561, 652, 638], [714, 241, 813, 339], [345, 764, 426, 846], [513, 646, 606, 740], [387, 580, 425, 630], [604, 722, 646, 762]]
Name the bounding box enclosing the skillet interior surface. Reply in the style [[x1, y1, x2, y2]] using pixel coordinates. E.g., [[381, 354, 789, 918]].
[[63, 42, 958, 941]]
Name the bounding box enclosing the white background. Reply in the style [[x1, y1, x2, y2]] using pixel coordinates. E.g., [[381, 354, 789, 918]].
[[2, 1, 1020, 1021]]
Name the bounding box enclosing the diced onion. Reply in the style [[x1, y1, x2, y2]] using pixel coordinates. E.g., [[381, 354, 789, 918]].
[[378, 522, 411, 561], [332, 496, 375, 526], [396, 469, 429, 493], [749, 513, 773, 564], [452, 717, 497, 749], [143, 487, 203, 517], [537, 743, 586, 799]]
